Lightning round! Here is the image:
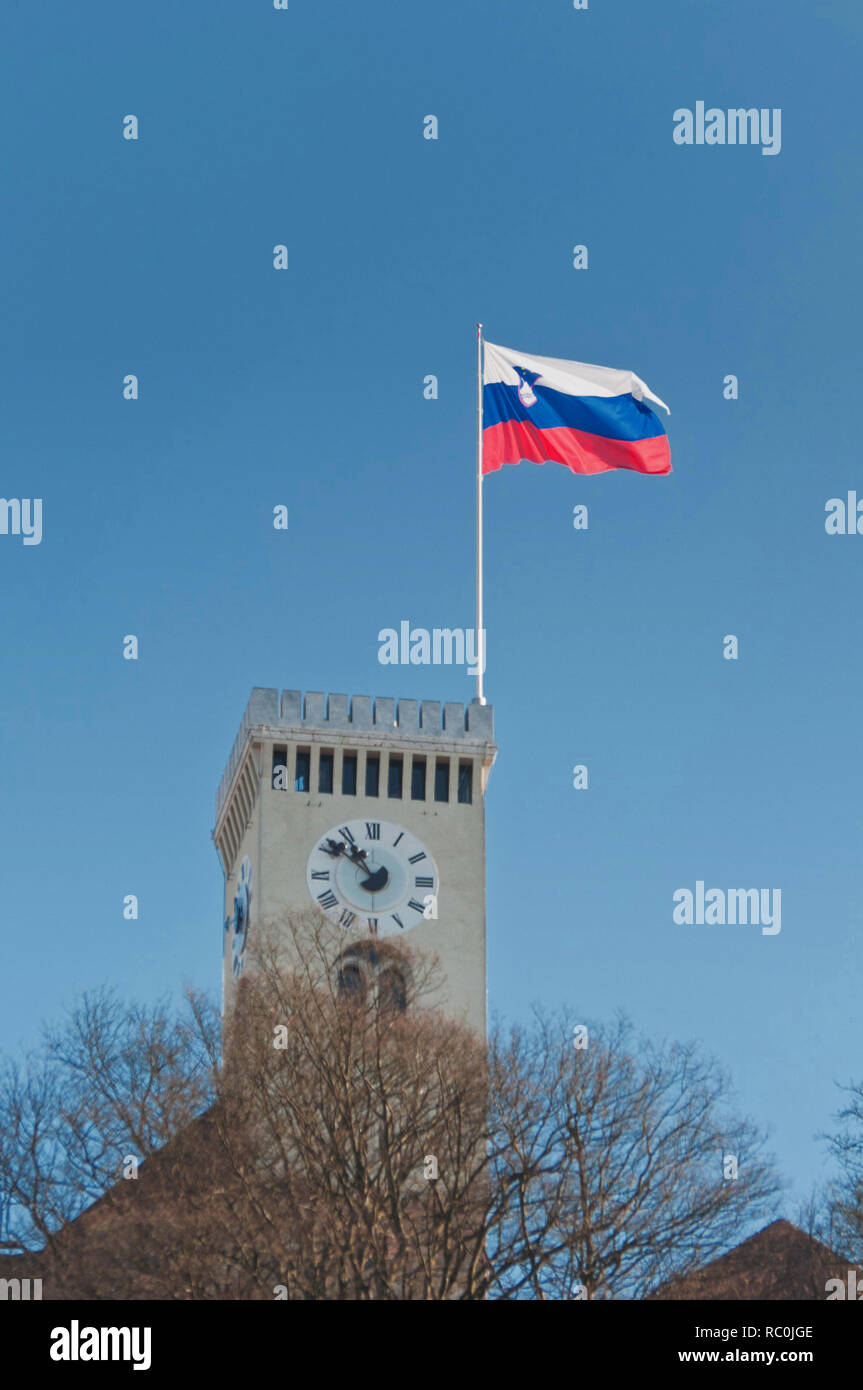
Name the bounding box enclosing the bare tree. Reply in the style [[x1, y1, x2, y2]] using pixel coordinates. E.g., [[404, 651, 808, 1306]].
[[486, 1010, 779, 1298], [0, 987, 219, 1295], [822, 1080, 863, 1265], [0, 914, 780, 1299], [211, 916, 492, 1299]]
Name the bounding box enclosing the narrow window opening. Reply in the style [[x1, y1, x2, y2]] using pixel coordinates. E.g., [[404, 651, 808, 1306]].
[[411, 757, 427, 800], [319, 751, 334, 794], [272, 744, 288, 790], [295, 748, 310, 793], [388, 756, 403, 799], [342, 753, 358, 796], [434, 759, 450, 803], [365, 754, 380, 797], [458, 761, 473, 805]]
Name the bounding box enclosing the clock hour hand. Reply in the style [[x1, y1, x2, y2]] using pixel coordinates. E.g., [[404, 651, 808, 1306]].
[[359, 865, 388, 893]]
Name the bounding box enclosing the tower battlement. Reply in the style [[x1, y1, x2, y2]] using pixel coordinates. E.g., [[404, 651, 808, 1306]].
[[216, 688, 495, 823]]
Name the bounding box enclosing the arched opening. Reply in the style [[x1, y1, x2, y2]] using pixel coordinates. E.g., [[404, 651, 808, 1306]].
[[334, 944, 410, 1012], [377, 968, 407, 1013], [337, 961, 365, 999]]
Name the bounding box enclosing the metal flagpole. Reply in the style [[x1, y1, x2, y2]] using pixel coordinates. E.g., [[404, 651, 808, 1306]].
[[476, 322, 486, 704]]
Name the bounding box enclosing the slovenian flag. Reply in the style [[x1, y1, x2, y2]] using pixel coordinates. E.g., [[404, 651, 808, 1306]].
[[483, 340, 671, 477]]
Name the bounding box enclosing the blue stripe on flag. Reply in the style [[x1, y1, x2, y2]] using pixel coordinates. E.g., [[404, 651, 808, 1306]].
[[483, 382, 666, 441]]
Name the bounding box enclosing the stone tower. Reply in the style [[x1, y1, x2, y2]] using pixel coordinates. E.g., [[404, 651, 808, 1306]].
[[213, 688, 497, 1034]]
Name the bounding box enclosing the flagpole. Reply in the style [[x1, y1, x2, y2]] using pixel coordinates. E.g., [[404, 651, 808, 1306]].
[[476, 322, 486, 705]]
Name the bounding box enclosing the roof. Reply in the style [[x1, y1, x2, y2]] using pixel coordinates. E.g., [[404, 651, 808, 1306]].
[[650, 1219, 863, 1301]]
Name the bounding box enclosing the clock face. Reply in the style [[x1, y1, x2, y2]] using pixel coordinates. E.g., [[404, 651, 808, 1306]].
[[306, 819, 438, 938], [231, 855, 253, 977]]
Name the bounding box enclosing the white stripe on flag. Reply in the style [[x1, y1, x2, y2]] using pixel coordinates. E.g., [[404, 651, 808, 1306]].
[[483, 340, 670, 415]]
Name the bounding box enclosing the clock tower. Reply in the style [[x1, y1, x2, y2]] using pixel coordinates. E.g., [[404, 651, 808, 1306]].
[[213, 688, 497, 1034]]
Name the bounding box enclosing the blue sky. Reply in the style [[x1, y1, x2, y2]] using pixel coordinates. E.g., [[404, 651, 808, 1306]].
[[2, 0, 862, 1213]]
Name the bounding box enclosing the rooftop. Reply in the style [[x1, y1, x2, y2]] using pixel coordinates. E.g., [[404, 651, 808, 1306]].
[[216, 688, 496, 822]]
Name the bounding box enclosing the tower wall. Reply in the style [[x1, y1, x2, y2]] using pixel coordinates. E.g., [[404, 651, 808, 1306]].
[[214, 689, 496, 1035]]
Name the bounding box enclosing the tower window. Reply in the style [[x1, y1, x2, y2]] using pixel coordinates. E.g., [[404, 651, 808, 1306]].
[[342, 753, 357, 795], [378, 968, 407, 1013], [365, 754, 380, 797], [338, 963, 364, 999], [272, 744, 288, 790], [319, 751, 334, 794], [295, 748, 310, 793], [388, 756, 403, 798], [335, 944, 410, 1014], [411, 757, 426, 800], [458, 761, 473, 804], [434, 759, 449, 803]]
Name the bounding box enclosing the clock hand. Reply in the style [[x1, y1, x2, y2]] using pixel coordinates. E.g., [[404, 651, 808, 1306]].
[[359, 865, 389, 892], [322, 837, 367, 866], [322, 837, 389, 890]]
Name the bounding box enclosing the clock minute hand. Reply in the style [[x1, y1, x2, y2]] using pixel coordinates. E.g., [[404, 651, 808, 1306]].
[[323, 837, 367, 866], [323, 838, 388, 890]]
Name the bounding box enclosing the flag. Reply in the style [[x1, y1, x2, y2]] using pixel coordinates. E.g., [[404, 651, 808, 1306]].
[[482, 339, 671, 477]]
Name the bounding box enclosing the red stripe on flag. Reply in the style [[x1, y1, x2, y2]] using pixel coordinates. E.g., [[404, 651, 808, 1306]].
[[482, 420, 672, 477]]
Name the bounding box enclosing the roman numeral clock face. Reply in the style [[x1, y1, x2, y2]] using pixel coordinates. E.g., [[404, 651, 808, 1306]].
[[306, 820, 438, 937]]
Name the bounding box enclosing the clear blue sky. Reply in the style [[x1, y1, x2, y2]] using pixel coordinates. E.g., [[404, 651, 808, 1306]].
[[2, 0, 861, 1214]]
